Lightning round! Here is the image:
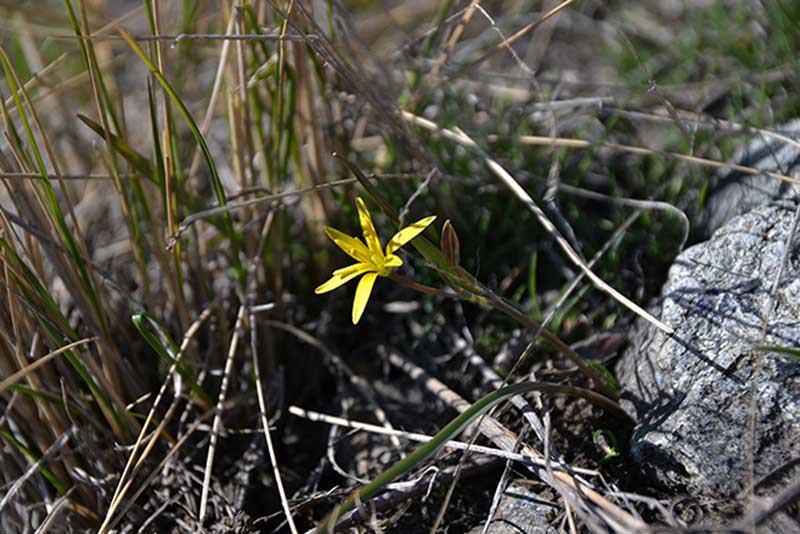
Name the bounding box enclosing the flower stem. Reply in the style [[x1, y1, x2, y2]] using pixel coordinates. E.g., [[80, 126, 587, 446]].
[[486, 294, 619, 400], [389, 273, 460, 300], [342, 160, 617, 399], [393, 273, 618, 399]]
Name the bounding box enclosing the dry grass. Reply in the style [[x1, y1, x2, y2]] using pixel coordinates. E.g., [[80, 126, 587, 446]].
[[0, 1, 798, 532]]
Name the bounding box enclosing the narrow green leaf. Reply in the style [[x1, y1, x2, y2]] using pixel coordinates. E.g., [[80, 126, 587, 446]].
[[318, 381, 626, 530], [528, 250, 542, 322], [0, 428, 66, 494], [757, 345, 800, 360], [132, 312, 210, 407], [63, 0, 123, 136], [0, 48, 105, 331], [10, 385, 105, 431], [76, 113, 155, 179], [0, 237, 124, 431], [114, 25, 245, 287], [0, 236, 75, 337], [592, 429, 621, 464]]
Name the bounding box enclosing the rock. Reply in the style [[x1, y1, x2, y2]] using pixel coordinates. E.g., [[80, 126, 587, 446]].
[[468, 482, 559, 534], [700, 121, 800, 236], [617, 204, 800, 498]]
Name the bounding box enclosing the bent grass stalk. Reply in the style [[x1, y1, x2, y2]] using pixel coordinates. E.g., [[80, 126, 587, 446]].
[[311, 178, 622, 531], [316, 380, 626, 532]]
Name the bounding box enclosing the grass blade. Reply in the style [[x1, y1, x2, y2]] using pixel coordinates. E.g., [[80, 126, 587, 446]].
[[318, 380, 625, 531], [756, 345, 800, 361], [113, 24, 245, 287], [76, 113, 155, 179], [132, 312, 210, 407], [0, 428, 66, 494]]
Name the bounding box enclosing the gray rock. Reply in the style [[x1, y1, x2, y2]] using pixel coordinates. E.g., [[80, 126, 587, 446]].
[[617, 204, 800, 498], [468, 482, 559, 534], [700, 121, 800, 236]]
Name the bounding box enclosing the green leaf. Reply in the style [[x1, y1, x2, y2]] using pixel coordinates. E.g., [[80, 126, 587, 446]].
[[528, 250, 542, 322], [0, 428, 66, 494], [757, 345, 800, 361], [76, 113, 155, 179], [318, 380, 626, 530], [0, 236, 123, 432], [588, 361, 620, 399], [132, 313, 210, 407], [114, 24, 245, 288], [592, 429, 621, 464], [0, 47, 105, 338]]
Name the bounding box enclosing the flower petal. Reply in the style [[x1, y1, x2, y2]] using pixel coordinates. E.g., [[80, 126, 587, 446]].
[[386, 215, 437, 255], [356, 198, 383, 256], [333, 262, 373, 277], [352, 271, 378, 324], [324, 226, 371, 263], [382, 254, 403, 270], [315, 263, 372, 294]]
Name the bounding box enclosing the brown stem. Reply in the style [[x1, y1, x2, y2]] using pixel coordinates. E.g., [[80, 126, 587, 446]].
[[487, 295, 618, 400], [392, 271, 618, 399], [389, 273, 461, 300]]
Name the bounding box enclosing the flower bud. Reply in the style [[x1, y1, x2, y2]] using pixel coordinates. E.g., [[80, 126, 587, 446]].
[[441, 219, 460, 266]]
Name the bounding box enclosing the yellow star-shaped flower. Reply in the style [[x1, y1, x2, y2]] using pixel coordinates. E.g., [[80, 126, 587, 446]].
[[315, 197, 436, 324]]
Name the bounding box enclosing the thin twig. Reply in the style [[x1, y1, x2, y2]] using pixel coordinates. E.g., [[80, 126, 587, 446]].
[[50, 32, 311, 43], [247, 210, 299, 534], [426, 0, 483, 80], [0, 172, 142, 180], [99, 309, 212, 533], [745, 202, 800, 531], [602, 107, 800, 152], [402, 110, 674, 334], [251, 314, 298, 533], [556, 183, 689, 250], [288, 406, 597, 476], [461, 0, 577, 73], [105, 399, 241, 533], [199, 305, 247, 522], [32, 487, 77, 534], [306, 456, 498, 533], [388, 351, 646, 531], [264, 320, 404, 450], [0, 337, 98, 396], [480, 458, 513, 534], [398, 169, 436, 227], [499, 133, 800, 186]]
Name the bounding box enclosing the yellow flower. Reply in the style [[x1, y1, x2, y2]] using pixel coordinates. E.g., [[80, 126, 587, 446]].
[[315, 197, 436, 324]]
